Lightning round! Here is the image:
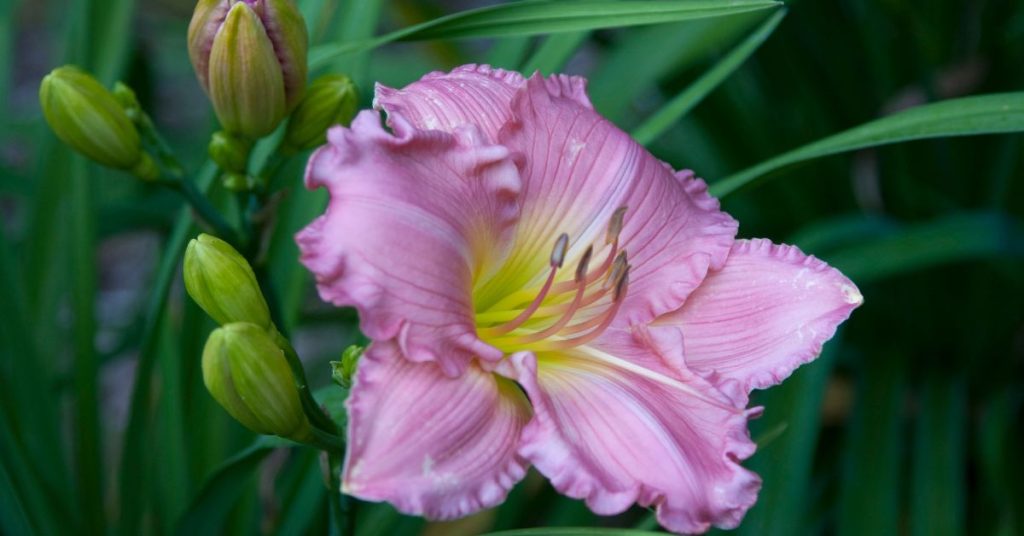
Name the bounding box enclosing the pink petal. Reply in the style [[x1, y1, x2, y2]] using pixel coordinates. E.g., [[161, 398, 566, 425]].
[[375, 64, 526, 141], [343, 342, 531, 520], [472, 74, 737, 323], [663, 239, 863, 392], [296, 110, 521, 376], [506, 350, 760, 534]]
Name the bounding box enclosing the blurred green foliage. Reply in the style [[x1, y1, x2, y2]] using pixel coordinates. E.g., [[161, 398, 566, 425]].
[[1, 0, 1022, 535]]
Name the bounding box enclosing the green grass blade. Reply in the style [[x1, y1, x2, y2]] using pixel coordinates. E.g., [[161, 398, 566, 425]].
[[736, 342, 838, 536], [910, 378, 966, 536], [310, 0, 783, 69], [711, 92, 1024, 197], [155, 318, 192, 533], [0, 455, 35, 536], [175, 437, 285, 535], [837, 351, 906, 536], [587, 13, 757, 124], [69, 158, 104, 535], [273, 451, 327, 536], [520, 31, 589, 74], [486, 36, 533, 69], [822, 212, 1024, 283], [118, 163, 218, 535], [631, 9, 785, 145]]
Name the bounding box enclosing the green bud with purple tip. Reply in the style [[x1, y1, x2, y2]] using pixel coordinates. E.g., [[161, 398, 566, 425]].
[[188, 0, 308, 139]]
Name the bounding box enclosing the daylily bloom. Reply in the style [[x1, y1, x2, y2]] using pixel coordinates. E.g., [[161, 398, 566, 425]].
[[297, 65, 862, 533]]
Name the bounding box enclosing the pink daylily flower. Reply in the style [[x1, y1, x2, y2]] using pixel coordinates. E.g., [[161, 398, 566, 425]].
[[297, 65, 862, 534]]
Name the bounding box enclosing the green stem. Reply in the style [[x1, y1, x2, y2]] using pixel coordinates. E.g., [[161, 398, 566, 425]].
[[135, 111, 185, 178], [276, 334, 341, 439], [169, 177, 244, 247], [327, 452, 355, 536]]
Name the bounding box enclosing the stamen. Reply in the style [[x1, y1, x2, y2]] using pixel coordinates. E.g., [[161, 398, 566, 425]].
[[605, 251, 628, 289], [507, 254, 591, 344], [550, 233, 569, 268], [575, 246, 593, 282], [540, 268, 629, 351], [606, 206, 628, 244], [478, 234, 567, 337], [560, 265, 630, 335]]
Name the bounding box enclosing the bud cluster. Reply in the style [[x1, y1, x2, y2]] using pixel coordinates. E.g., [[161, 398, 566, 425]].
[[184, 233, 313, 441]]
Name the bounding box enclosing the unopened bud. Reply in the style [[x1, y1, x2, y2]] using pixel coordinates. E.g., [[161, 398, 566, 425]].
[[188, 0, 308, 138], [112, 82, 142, 122], [221, 172, 255, 192], [39, 66, 146, 171], [202, 322, 311, 441], [330, 345, 364, 389], [184, 233, 271, 329], [208, 131, 251, 172], [284, 74, 358, 151]]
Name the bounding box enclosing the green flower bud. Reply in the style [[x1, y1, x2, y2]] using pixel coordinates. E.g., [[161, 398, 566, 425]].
[[284, 74, 358, 151], [330, 344, 364, 389], [221, 172, 255, 192], [188, 0, 309, 139], [39, 66, 144, 170], [202, 322, 312, 441], [184, 233, 271, 329], [208, 131, 252, 172], [112, 82, 142, 122]]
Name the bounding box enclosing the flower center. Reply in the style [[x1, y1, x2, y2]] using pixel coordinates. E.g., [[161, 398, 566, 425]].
[[474, 207, 630, 353]]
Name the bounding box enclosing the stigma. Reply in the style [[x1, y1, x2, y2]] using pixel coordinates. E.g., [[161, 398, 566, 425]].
[[476, 207, 630, 353]]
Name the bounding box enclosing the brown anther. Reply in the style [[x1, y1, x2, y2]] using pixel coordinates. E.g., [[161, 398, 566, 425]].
[[605, 206, 628, 244], [550, 233, 570, 268], [607, 251, 628, 287], [612, 266, 630, 302], [575, 245, 594, 282]]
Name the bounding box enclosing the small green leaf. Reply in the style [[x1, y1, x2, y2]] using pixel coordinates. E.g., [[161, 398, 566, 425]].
[[310, 0, 783, 68], [521, 31, 589, 75], [712, 92, 1024, 197], [175, 436, 290, 535], [632, 8, 786, 145], [837, 351, 906, 536], [910, 378, 967, 536], [822, 212, 1024, 283]]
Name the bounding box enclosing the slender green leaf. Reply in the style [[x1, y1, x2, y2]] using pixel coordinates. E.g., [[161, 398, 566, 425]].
[[910, 378, 966, 536], [486, 36, 534, 69], [118, 163, 218, 536], [69, 157, 104, 535], [823, 212, 1024, 282], [520, 31, 589, 74], [588, 13, 758, 123], [632, 9, 785, 145], [837, 350, 906, 536], [711, 92, 1024, 197], [737, 342, 838, 536], [0, 203, 69, 535], [155, 318, 192, 533], [273, 451, 326, 536], [175, 437, 289, 535], [0, 455, 34, 536], [309, 0, 783, 68]]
